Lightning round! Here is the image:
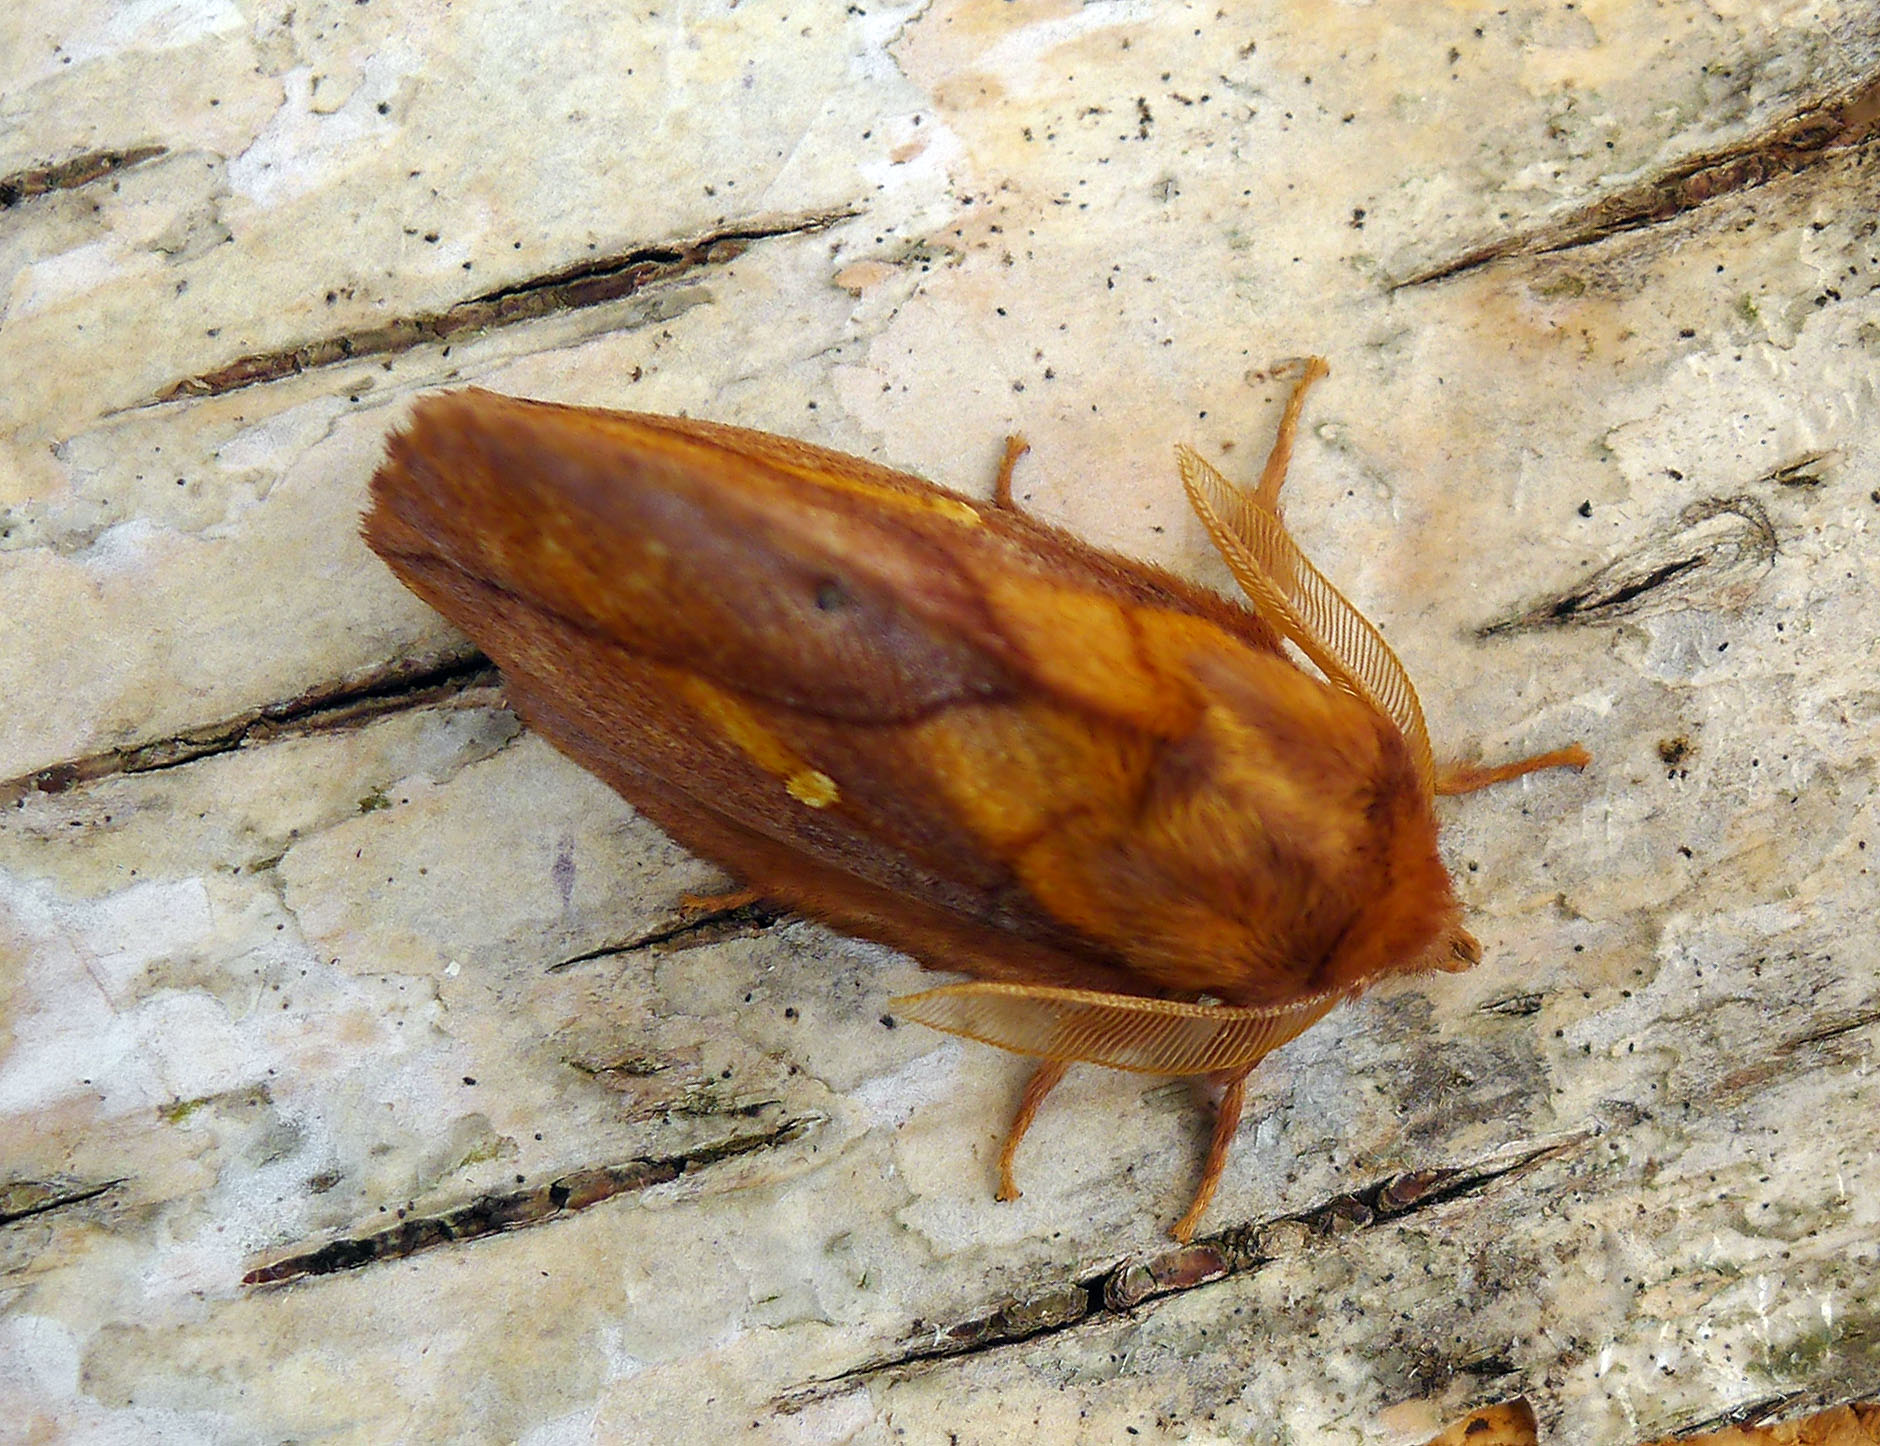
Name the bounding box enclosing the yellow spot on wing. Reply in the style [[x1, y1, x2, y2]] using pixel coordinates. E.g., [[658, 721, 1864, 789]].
[[787, 770, 839, 807], [667, 672, 840, 808]]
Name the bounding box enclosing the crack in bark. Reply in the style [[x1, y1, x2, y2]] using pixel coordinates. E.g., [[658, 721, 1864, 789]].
[[0, 1176, 125, 1227], [0, 652, 497, 805], [1760, 451, 1838, 491], [1481, 992, 1547, 1017], [1397, 72, 1880, 288], [1477, 496, 1776, 638], [242, 1108, 816, 1286], [0, 145, 167, 208], [144, 209, 856, 404], [1784, 1009, 1880, 1051], [774, 1135, 1586, 1409], [547, 901, 785, 972], [1720, 986, 1880, 1098], [1676, 1389, 1814, 1436]]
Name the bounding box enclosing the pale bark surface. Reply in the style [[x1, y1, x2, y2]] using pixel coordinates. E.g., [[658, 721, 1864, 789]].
[[2, 3, 1876, 1442]]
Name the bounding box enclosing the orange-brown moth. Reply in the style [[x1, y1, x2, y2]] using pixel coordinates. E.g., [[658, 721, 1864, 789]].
[[363, 358, 1586, 1242]]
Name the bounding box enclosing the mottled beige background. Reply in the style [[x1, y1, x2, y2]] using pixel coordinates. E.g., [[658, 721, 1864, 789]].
[[3, 1, 1877, 1442]]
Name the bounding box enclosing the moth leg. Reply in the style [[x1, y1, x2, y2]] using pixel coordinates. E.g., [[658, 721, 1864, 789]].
[[676, 887, 764, 914], [996, 1057, 1069, 1202], [1251, 356, 1331, 516], [1435, 743, 1591, 796], [1169, 1062, 1255, 1243], [992, 435, 1031, 510]]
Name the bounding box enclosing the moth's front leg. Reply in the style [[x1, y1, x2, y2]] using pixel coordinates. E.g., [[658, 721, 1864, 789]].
[[992, 435, 1030, 511], [1169, 1061, 1257, 1244], [995, 1052, 1260, 1243], [1434, 745, 1591, 795], [1251, 355, 1330, 516], [996, 1057, 1070, 1202]]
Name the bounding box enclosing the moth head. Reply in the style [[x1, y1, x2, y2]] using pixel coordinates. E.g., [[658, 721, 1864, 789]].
[[1317, 765, 1471, 993]]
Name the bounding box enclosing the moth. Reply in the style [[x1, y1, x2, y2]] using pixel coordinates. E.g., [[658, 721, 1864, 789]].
[[363, 358, 1585, 1242]]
